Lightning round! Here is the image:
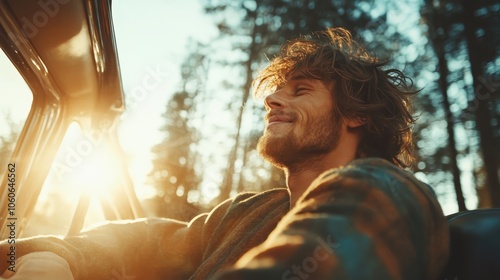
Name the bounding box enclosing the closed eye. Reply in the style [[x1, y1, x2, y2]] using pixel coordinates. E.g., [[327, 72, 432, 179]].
[[294, 87, 310, 95]]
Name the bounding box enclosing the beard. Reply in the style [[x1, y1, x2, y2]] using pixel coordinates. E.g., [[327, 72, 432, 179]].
[[257, 110, 342, 170]]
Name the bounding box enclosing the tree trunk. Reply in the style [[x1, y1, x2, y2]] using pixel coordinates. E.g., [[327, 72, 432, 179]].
[[218, 11, 259, 201], [424, 0, 467, 210], [460, 0, 500, 207], [435, 43, 467, 211]]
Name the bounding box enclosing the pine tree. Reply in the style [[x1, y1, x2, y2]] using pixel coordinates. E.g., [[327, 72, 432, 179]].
[[147, 49, 207, 219]]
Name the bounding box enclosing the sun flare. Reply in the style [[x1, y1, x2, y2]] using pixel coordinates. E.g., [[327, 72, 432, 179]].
[[46, 123, 138, 226]]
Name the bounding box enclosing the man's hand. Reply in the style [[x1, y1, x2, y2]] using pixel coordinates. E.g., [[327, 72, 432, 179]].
[[1, 252, 74, 280]]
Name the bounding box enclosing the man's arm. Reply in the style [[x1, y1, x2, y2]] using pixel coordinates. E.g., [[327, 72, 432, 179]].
[[1, 252, 74, 280], [0, 197, 235, 280], [212, 158, 449, 280]]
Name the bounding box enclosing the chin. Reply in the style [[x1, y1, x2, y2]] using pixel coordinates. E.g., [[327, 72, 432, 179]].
[[257, 135, 294, 169]]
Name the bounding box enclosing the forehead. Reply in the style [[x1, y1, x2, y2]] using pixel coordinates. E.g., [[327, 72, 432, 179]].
[[284, 74, 335, 90]]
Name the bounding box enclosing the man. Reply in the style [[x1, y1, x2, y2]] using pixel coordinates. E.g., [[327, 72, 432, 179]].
[[0, 28, 449, 280]]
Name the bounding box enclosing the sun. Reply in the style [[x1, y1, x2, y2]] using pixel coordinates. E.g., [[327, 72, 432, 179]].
[[49, 123, 141, 229], [51, 123, 123, 198], [68, 144, 123, 198]]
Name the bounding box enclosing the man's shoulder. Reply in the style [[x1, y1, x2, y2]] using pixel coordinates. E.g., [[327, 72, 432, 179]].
[[320, 157, 412, 182], [230, 188, 289, 206], [308, 157, 437, 200], [340, 157, 397, 172]]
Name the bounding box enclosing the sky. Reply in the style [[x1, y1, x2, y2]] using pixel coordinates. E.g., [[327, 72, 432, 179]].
[[110, 0, 219, 199]]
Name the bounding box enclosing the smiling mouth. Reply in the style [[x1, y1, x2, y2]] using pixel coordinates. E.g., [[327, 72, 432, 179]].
[[267, 120, 291, 126], [267, 115, 293, 126]]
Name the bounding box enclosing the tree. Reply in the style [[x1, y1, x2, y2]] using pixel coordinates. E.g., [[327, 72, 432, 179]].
[[460, 0, 500, 207], [417, 0, 500, 210], [147, 48, 207, 219], [196, 0, 498, 212], [421, 0, 467, 210]]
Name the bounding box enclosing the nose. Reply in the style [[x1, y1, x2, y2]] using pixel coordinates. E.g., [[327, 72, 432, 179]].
[[264, 90, 285, 110]]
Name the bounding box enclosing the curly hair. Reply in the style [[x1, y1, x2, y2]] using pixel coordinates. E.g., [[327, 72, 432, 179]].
[[253, 28, 418, 168]]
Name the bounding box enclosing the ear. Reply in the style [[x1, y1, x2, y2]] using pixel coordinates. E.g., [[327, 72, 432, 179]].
[[346, 116, 366, 128]]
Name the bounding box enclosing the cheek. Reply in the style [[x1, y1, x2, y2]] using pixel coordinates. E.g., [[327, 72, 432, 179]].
[[294, 117, 314, 137]]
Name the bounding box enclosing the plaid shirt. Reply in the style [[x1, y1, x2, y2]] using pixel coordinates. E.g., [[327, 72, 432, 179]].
[[213, 158, 449, 280]]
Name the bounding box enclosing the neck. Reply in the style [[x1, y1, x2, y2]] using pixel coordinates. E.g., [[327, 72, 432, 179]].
[[284, 134, 360, 207]]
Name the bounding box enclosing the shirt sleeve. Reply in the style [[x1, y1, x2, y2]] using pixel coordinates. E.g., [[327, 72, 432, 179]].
[[1, 252, 74, 280], [211, 158, 450, 280], [0, 196, 235, 280]]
